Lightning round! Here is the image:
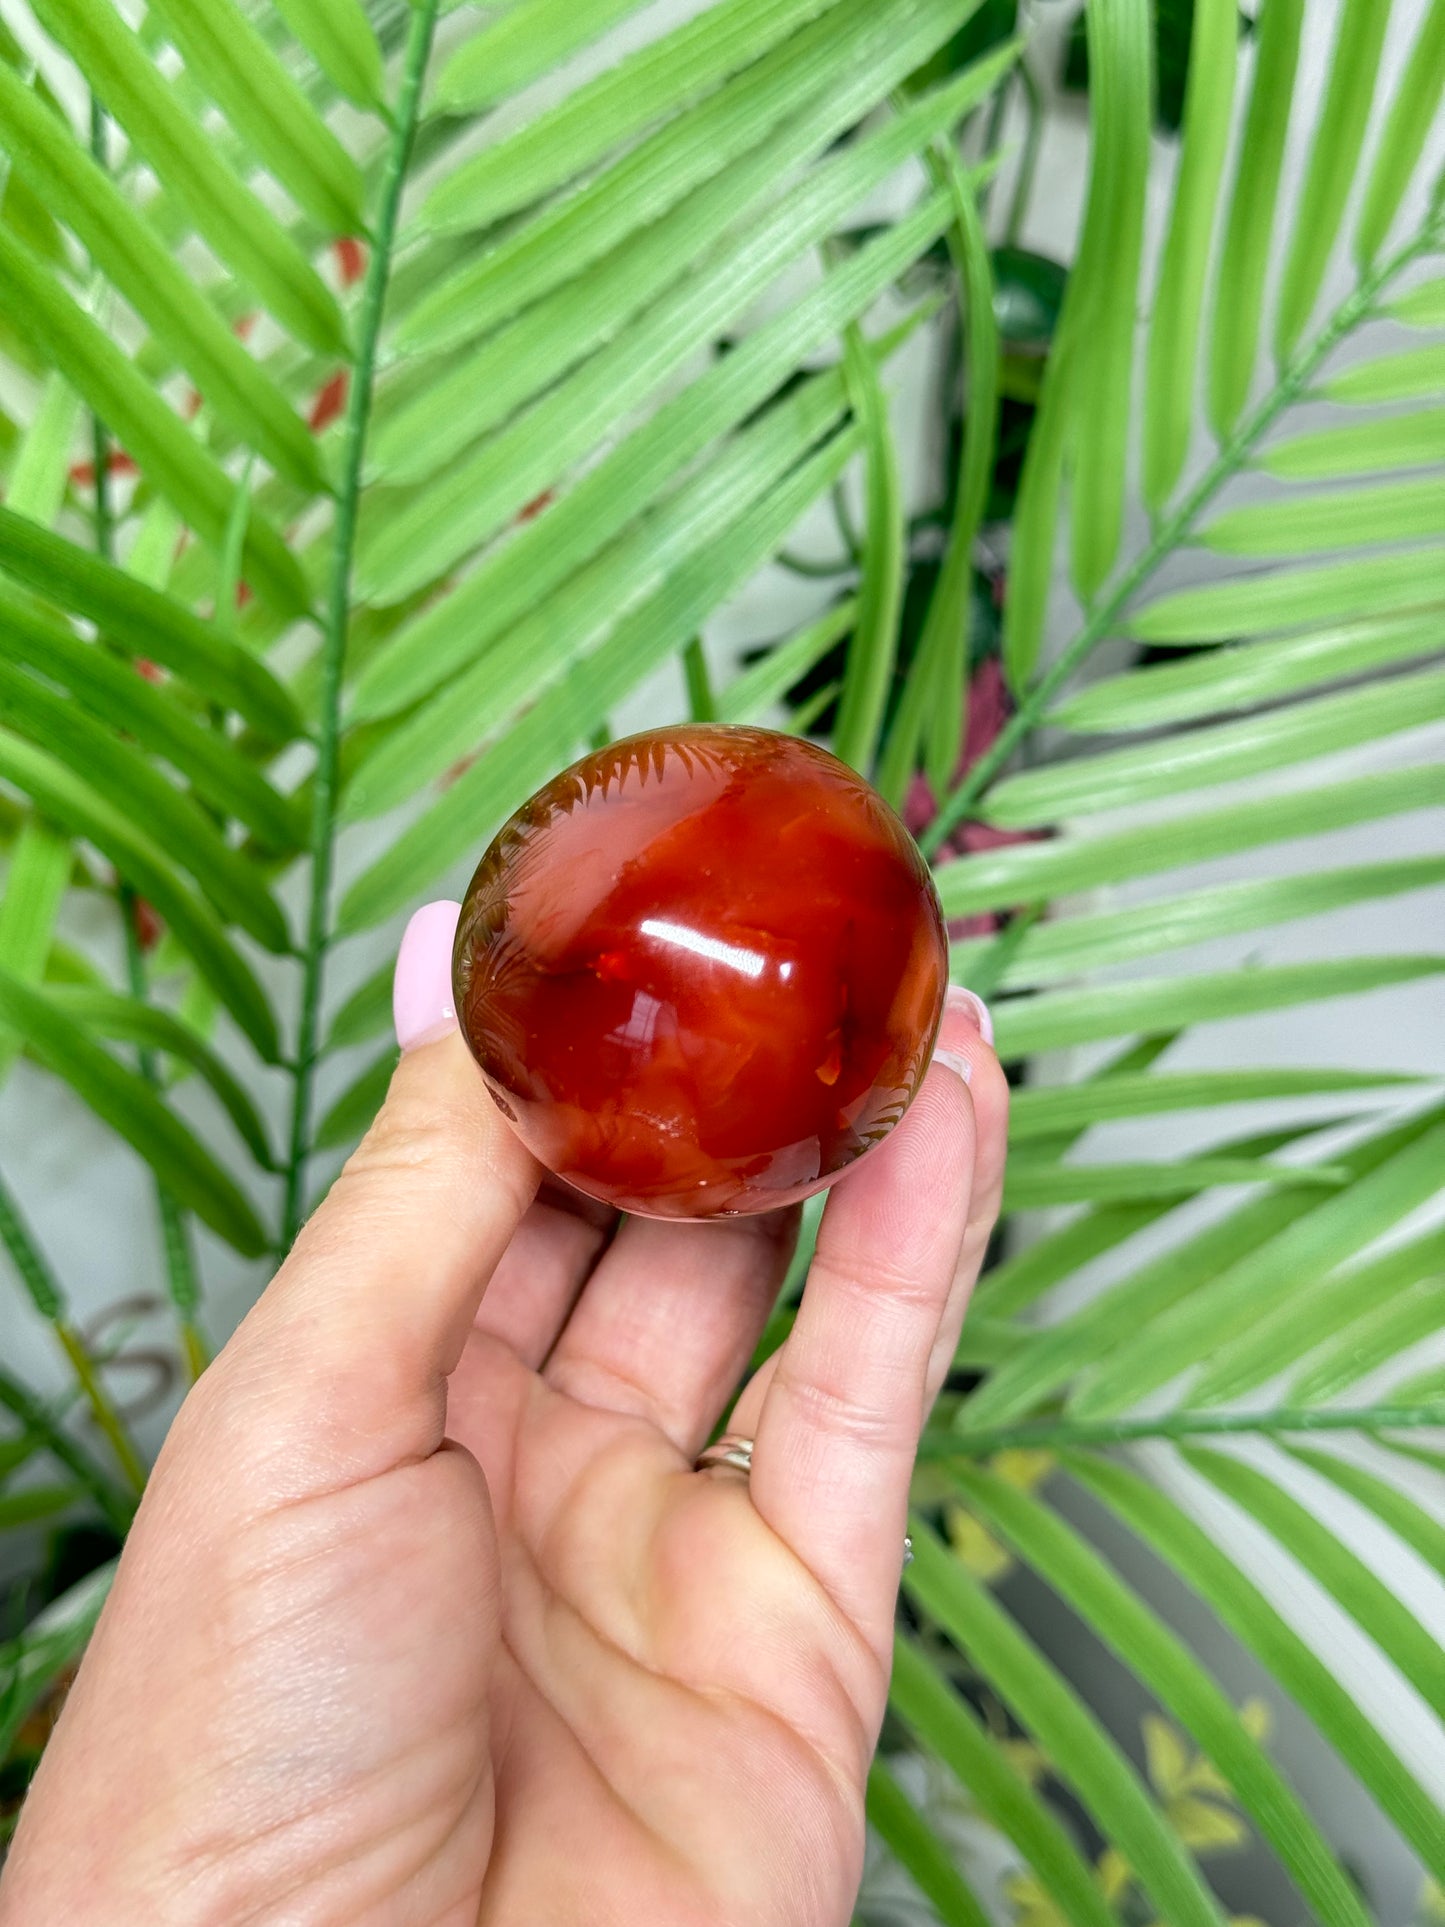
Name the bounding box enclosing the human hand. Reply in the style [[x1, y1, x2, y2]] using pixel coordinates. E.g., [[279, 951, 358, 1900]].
[[1, 900, 1007, 1927]]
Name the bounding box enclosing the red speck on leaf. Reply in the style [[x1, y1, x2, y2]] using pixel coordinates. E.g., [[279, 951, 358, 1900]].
[[334, 238, 366, 287], [233, 314, 257, 341], [69, 449, 138, 486], [309, 370, 349, 433], [518, 490, 554, 523], [131, 897, 164, 951], [135, 659, 165, 685], [441, 751, 480, 789]]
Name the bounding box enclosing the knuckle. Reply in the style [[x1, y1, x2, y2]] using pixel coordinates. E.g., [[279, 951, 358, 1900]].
[[808, 1246, 942, 1320], [781, 1367, 913, 1452]]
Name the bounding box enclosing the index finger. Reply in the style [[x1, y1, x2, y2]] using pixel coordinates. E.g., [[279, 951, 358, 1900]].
[[205, 954, 540, 1496]]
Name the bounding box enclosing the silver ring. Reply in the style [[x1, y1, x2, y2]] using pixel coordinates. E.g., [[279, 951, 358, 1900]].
[[695, 1433, 754, 1475], [694, 1435, 915, 1567]]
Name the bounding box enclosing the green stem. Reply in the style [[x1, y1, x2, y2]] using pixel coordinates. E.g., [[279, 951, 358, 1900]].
[[283, 0, 439, 1247], [918, 1400, 1445, 1461], [830, 478, 863, 565], [683, 638, 716, 723], [920, 220, 1440, 858], [120, 899, 206, 1377], [53, 1323, 148, 1495], [974, 67, 1011, 221], [0, 1365, 137, 1535], [0, 1166, 146, 1495], [1003, 57, 1043, 249], [776, 548, 856, 580]]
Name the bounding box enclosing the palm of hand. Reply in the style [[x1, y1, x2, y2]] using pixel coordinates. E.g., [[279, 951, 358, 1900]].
[[444, 1335, 876, 1927], [3, 1021, 1001, 1927], [284, 1157, 885, 1927]]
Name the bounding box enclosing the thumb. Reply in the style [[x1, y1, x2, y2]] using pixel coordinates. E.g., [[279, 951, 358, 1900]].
[[202, 901, 541, 1496]]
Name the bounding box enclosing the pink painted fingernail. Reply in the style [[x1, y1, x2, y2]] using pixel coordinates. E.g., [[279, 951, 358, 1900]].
[[945, 983, 994, 1046], [393, 900, 462, 1051]]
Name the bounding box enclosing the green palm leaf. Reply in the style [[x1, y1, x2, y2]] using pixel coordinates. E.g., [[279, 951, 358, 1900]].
[[0, 970, 269, 1255], [866, 1758, 992, 1927], [0, 61, 326, 493], [28, 0, 347, 355], [146, 0, 365, 235], [1073, 1112, 1445, 1417], [1186, 1446, 1445, 1723], [43, 985, 277, 1172], [435, 0, 650, 112], [952, 1464, 1371, 1926], [1194, 1223, 1445, 1406], [890, 1634, 1120, 1927], [1274, 0, 1392, 358], [1141, 0, 1237, 511], [1069, 1454, 1445, 1882], [0, 508, 304, 741], [0, 732, 281, 1061], [1355, 0, 1445, 267], [339, 424, 859, 930], [352, 220, 946, 720], [906, 1518, 1228, 1927], [1286, 1447, 1445, 1581], [272, 0, 384, 111], [0, 586, 303, 852], [360, 66, 1005, 603]]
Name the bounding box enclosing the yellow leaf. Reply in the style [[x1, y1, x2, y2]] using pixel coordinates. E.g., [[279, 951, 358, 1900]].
[[1097, 1845, 1134, 1901], [1180, 1754, 1236, 1801], [1142, 1712, 1190, 1798], [1168, 1795, 1251, 1853], [1003, 1870, 1070, 1927], [1000, 1736, 1051, 1787], [1239, 1697, 1273, 1743], [993, 1447, 1056, 1490], [945, 1501, 1015, 1582]]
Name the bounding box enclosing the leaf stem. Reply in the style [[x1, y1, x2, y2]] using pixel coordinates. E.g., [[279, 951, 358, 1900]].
[[119, 903, 207, 1378], [683, 638, 716, 722], [53, 1323, 149, 1494], [0, 1364, 137, 1534], [920, 219, 1441, 857], [283, 0, 439, 1247], [1003, 57, 1044, 249], [918, 1400, 1445, 1461], [1, 1162, 146, 1497]]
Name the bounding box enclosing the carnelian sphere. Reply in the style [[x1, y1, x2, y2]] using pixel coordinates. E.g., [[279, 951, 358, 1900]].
[[452, 724, 948, 1219]]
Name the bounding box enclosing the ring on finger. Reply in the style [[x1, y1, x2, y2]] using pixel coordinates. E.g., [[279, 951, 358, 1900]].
[[694, 1435, 915, 1567]]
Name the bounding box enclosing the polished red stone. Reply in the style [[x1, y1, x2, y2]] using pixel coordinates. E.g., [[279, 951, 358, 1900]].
[[453, 725, 948, 1219]]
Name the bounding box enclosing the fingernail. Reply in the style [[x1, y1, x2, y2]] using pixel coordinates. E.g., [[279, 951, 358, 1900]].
[[932, 1046, 972, 1086], [945, 983, 994, 1046], [393, 899, 462, 1051]]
